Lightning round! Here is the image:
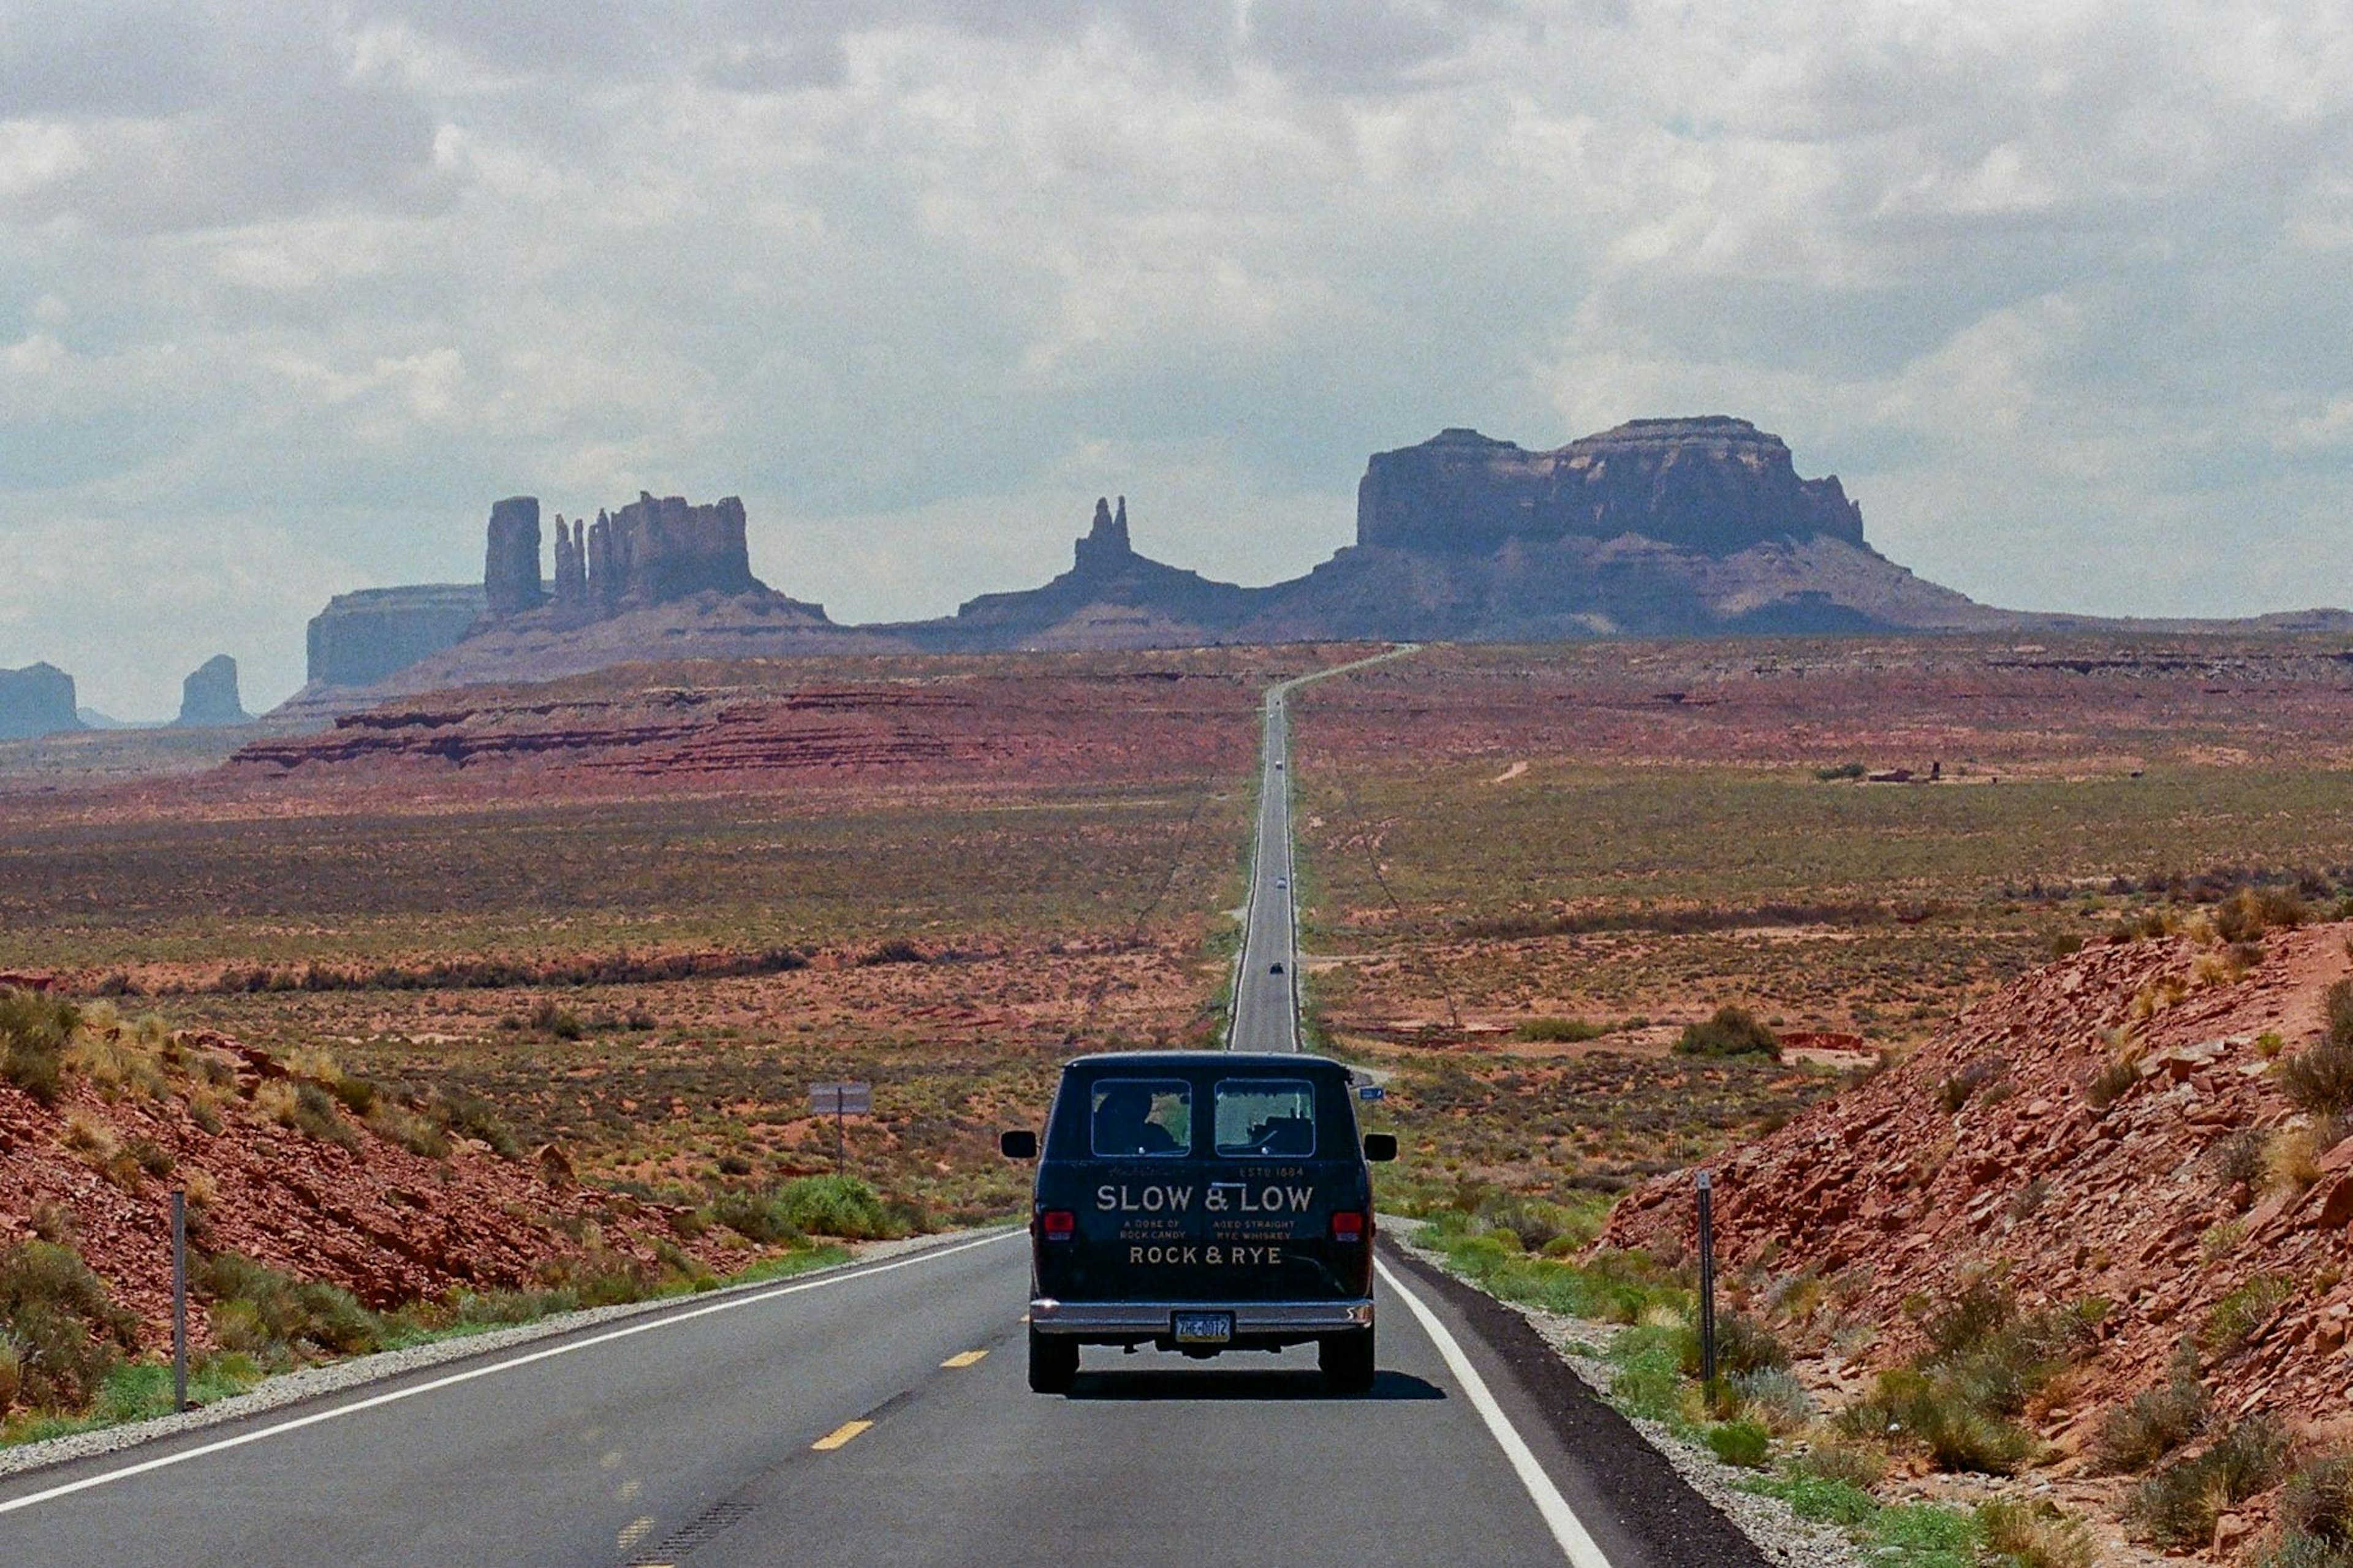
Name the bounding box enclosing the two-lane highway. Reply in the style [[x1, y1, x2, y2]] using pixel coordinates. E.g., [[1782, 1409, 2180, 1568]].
[[1, 1230, 1765, 1567], [1227, 647, 1417, 1055], [0, 645, 1776, 1567]]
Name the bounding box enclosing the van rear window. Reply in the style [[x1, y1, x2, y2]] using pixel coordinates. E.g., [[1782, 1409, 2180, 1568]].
[[1089, 1078, 1192, 1157], [1214, 1079, 1316, 1157]]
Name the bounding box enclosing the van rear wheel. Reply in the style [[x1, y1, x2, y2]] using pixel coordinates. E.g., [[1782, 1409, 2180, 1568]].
[[1028, 1328, 1078, 1394], [1319, 1327, 1375, 1395]]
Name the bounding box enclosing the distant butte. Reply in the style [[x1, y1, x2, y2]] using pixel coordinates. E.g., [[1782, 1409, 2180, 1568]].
[[266, 418, 2353, 720]]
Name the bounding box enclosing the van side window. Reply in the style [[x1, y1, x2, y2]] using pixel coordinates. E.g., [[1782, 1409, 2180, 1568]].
[[1090, 1078, 1192, 1157], [1214, 1079, 1316, 1157]]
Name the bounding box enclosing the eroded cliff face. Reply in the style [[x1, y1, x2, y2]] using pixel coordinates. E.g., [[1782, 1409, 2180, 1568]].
[[174, 654, 248, 727], [305, 585, 487, 690], [545, 493, 760, 614], [1358, 417, 1866, 557], [0, 662, 83, 740]]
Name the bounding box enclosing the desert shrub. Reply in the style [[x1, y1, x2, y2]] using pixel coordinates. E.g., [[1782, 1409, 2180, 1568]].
[[289, 1081, 357, 1148], [2085, 1055, 2141, 1109], [857, 939, 927, 966], [2204, 1274, 2298, 1355], [2211, 1127, 2269, 1190], [1814, 761, 1866, 781], [1841, 1366, 2038, 1474], [1839, 1280, 2093, 1474], [0, 1240, 140, 1412], [1515, 1016, 1605, 1043], [2266, 1126, 2327, 1197], [1792, 1436, 1887, 1489], [1705, 1418, 1771, 1468], [1675, 1005, 1780, 1060], [365, 1100, 450, 1159], [2095, 1369, 2210, 1472], [774, 1175, 903, 1240], [1976, 1499, 2097, 1568], [200, 1253, 384, 1365], [1680, 1310, 1791, 1380], [2129, 1415, 2294, 1548], [0, 987, 78, 1105], [2283, 984, 2353, 1115], [1730, 1367, 1814, 1433], [526, 998, 585, 1040], [2218, 887, 2309, 944], [1939, 1055, 2007, 1113], [2278, 1456, 2353, 1554], [433, 1093, 521, 1159], [710, 1190, 805, 1246]]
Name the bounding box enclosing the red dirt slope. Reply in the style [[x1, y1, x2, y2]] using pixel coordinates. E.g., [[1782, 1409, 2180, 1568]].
[[1, 1022, 721, 1351], [1606, 924, 2353, 1445]]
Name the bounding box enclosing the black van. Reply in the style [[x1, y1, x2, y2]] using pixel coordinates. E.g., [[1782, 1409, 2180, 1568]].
[[1001, 1051, 1395, 1394]]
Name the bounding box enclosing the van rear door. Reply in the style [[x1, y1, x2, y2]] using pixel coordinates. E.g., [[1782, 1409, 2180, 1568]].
[[1200, 1072, 1369, 1303]]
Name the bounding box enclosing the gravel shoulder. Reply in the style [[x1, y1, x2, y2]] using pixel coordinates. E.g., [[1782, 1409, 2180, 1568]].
[[0, 1225, 1010, 1483], [1379, 1214, 1871, 1568]]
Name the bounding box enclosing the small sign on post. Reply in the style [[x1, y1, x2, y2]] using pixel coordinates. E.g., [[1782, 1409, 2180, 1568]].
[[809, 1082, 873, 1175]]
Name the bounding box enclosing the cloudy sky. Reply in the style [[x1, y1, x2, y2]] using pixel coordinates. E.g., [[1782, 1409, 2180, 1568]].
[[2, 1, 2349, 714]]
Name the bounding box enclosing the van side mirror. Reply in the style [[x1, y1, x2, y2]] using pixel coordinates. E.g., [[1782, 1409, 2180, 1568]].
[[999, 1129, 1039, 1161], [1362, 1133, 1396, 1163]]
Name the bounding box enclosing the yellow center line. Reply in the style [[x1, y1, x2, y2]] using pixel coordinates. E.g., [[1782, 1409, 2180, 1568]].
[[811, 1420, 873, 1452], [941, 1349, 988, 1368]]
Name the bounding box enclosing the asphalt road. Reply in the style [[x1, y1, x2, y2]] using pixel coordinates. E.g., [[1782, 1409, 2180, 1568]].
[[1, 646, 1775, 1566], [0, 1233, 1768, 1567], [1226, 683, 1300, 1054]]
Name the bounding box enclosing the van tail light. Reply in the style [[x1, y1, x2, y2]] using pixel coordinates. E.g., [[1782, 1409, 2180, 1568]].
[[1331, 1211, 1366, 1244], [1040, 1209, 1077, 1242]]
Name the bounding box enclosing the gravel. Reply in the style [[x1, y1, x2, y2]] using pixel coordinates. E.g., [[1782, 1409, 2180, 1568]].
[[1379, 1216, 1872, 1568], [0, 1227, 1007, 1484]]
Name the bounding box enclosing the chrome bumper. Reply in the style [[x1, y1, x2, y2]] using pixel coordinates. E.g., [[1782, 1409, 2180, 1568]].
[[1028, 1298, 1374, 1336]]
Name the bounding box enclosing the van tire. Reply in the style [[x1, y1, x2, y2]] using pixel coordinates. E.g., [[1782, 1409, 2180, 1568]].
[[1029, 1328, 1078, 1394], [1319, 1327, 1376, 1394]]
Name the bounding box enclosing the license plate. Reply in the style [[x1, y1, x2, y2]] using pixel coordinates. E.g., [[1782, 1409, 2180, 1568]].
[[1172, 1311, 1233, 1344]]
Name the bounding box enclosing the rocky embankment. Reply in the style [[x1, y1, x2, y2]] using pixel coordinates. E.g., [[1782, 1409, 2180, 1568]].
[[0, 1013, 729, 1350], [1607, 922, 2353, 1450]]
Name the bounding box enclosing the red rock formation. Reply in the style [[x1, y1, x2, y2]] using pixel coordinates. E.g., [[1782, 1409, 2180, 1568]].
[[1604, 924, 2353, 1442], [483, 496, 546, 615]]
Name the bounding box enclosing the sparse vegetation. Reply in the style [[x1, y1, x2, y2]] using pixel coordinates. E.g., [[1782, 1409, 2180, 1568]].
[[2126, 1413, 2293, 1548], [0, 988, 78, 1105], [2281, 980, 2353, 1115], [1675, 1005, 1781, 1060], [1836, 1279, 2095, 1475], [0, 1241, 141, 1414], [2094, 1358, 2209, 1473], [1514, 1016, 1605, 1043], [2272, 1455, 2353, 1562]]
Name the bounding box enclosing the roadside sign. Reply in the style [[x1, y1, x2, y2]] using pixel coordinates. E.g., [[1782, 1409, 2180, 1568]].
[[1357, 1084, 1385, 1101], [809, 1083, 873, 1116], [810, 1082, 873, 1174]]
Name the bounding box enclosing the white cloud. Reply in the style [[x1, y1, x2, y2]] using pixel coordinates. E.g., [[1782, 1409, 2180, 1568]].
[[2, 0, 2352, 714]]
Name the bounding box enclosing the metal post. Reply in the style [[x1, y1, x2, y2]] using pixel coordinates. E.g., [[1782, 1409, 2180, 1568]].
[[170, 1189, 188, 1413], [835, 1102, 845, 1175], [1696, 1170, 1718, 1397]]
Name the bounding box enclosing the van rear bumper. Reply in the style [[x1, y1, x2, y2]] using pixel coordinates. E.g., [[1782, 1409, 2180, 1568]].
[[1029, 1297, 1374, 1336]]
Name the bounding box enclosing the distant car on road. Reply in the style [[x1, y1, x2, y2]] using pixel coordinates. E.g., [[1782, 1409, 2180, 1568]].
[[1268, 961, 1284, 974], [1002, 1051, 1396, 1394], [1275, 878, 1286, 889]]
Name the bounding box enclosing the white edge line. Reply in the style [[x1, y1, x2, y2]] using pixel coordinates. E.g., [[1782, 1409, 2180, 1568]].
[[0, 1229, 1020, 1518], [1377, 1256, 1615, 1568]]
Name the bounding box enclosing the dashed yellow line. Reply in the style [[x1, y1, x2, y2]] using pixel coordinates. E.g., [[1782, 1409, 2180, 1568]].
[[941, 1349, 988, 1368], [811, 1420, 873, 1452]]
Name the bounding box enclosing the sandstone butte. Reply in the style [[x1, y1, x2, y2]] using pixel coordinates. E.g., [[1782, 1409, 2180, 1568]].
[[1606, 922, 2353, 1458], [0, 1028, 750, 1351]]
